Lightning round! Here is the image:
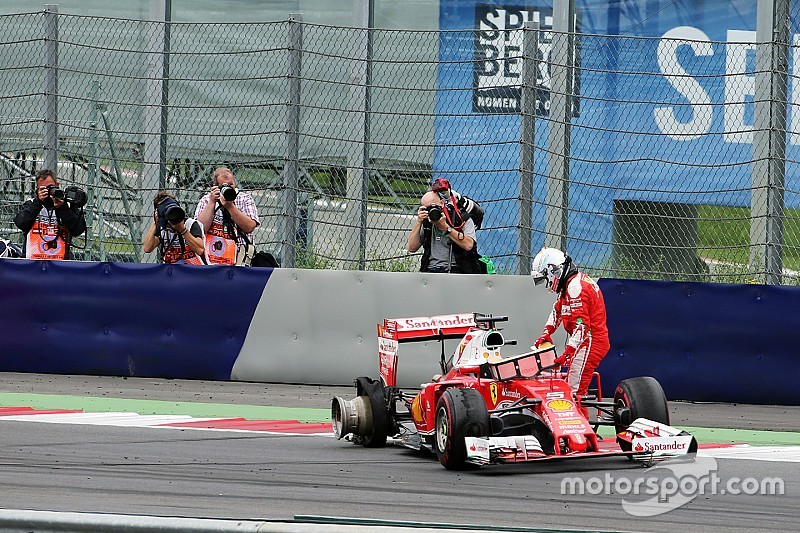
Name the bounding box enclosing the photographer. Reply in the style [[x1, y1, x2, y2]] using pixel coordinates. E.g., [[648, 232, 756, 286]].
[[143, 191, 208, 265], [14, 169, 87, 260], [194, 167, 259, 266], [407, 180, 480, 274]]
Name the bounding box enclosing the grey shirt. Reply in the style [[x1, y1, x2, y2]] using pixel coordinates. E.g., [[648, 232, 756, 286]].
[[425, 218, 477, 272]]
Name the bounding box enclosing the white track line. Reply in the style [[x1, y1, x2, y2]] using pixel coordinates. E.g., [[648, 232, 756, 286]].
[[699, 445, 800, 462]]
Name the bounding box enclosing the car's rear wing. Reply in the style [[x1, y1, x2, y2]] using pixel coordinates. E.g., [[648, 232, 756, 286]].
[[377, 313, 476, 387]]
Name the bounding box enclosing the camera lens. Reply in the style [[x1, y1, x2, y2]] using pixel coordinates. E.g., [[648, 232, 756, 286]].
[[220, 184, 238, 201], [427, 204, 442, 222], [165, 205, 185, 224], [47, 185, 65, 200]]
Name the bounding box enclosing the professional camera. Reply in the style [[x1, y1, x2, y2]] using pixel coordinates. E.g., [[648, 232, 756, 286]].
[[47, 184, 88, 209], [219, 184, 238, 201], [63, 186, 88, 208], [426, 203, 443, 222], [156, 197, 186, 229], [46, 184, 64, 201]]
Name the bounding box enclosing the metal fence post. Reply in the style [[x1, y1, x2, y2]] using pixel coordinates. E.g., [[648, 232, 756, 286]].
[[143, 0, 170, 192], [546, 0, 575, 252], [752, 0, 788, 285], [87, 80, 100, 256], [143, 0, 170, 191], [142, 0, 171, 263], [283, 13, 303, 268], [344, 0, 373, 270], [43, 4, 58, 172], [518, 21, 539, 275]]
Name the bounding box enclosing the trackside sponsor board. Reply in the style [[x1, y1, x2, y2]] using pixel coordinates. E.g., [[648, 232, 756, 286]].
[[436, 1, 800, 272]]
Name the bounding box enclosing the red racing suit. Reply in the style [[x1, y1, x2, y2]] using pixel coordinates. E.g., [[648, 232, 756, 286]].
[[539, 271, 610, 397]]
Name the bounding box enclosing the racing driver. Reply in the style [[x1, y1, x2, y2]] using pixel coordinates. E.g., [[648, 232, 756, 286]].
[[531, 247, 610, 399]]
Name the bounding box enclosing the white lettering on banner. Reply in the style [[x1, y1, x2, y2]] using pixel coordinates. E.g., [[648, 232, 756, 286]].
[[655, 26, 800, 145], [654, 26, 714, 140]]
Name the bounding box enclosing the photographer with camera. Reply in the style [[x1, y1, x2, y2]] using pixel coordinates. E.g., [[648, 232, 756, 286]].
[[194, 167, 259, 266], [14, 169, 87, 260], [143, 191, 208, 265], [407, 179, 481, 274]]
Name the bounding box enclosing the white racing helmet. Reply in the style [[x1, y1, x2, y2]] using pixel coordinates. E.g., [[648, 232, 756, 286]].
[[531, 247, 567, 293]]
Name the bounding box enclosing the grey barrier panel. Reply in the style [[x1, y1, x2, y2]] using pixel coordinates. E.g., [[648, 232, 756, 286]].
[[232, 269, 564, 387]]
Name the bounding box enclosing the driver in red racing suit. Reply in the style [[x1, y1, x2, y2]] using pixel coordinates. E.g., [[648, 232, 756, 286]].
[[531, 248, 610, 398]]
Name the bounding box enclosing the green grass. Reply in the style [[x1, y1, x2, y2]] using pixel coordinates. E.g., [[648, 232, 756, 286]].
[[697, 204, 800, 272]]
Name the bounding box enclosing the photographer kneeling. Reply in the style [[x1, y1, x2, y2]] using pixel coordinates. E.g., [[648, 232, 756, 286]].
[[14, 169, 87, 260], [143, 191, 208, 265], [407, 181, 480, 274]]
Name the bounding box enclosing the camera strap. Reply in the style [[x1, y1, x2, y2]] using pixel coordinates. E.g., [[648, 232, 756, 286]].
[[217, 201, 255, 248], [160, 228, 186, 255]]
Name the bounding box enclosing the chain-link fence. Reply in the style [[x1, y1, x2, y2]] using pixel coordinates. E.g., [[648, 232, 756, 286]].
[[1, 8, 799, 284]]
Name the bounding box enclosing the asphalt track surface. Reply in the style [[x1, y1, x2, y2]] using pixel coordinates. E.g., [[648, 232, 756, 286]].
[[1, 373, 798, 533]]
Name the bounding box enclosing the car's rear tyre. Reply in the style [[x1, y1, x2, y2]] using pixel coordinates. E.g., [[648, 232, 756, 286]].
[[614, 376, 669, 452], [356, 377, 389, 448], [434, 388, 490, 470]]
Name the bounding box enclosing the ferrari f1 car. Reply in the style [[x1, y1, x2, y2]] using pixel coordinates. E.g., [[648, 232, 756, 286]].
[[332, 313, 697, 470]]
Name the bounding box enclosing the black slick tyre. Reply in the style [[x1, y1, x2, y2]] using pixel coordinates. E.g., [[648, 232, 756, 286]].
[[355, 377, 389, 448], [434, 388, 490, 470], [614, 376, 669, 452]]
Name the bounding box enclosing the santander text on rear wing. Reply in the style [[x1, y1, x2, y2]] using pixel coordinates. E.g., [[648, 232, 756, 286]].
[[377, 313, 475, 387]]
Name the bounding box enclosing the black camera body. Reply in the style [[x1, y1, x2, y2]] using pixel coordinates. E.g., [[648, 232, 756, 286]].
[[47, 185, 88, 209], [219, 184, 238, 201], [156, 197, 186, 230], [426, 203, 443, 222]]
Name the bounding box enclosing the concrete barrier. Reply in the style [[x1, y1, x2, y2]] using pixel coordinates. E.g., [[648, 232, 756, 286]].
[[1, 259, 797, 404]]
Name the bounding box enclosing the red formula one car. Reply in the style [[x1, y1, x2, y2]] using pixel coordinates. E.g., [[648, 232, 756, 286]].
[[332, 313, 696, 470]]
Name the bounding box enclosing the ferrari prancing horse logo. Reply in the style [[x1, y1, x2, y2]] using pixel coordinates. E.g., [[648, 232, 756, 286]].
[[489, 383, 498, 405]]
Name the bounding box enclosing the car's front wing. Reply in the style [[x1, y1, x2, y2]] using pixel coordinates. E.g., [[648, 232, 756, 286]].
[[463, 436, 636, 465]]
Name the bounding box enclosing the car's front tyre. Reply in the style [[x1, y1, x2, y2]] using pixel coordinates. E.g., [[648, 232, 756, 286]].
[[613, 376, 669, 452], [434, 388, 490, 470]]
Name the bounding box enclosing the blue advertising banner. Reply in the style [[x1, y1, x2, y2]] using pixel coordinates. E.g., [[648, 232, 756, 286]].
[[436, 1, 795, 270]]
